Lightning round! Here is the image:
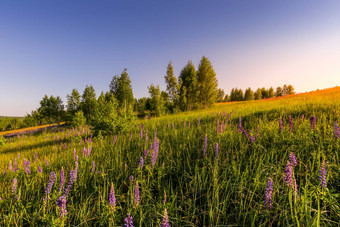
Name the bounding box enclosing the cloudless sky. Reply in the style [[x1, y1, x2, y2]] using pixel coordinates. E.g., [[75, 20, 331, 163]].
[[1, 0, 340, 116]]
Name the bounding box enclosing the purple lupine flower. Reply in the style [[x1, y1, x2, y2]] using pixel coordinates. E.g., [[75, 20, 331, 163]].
[[45, 159, 49, 166], [184, 120, 186, 128], [249, 130, 255, 143], [319, 159, 327, 188], [279, 118, 283, 131], [43, 172, 56, 206], [139, 156, 144, 168], [238, 117, 242, 132], [12, 178, 17, 196], [284, 162, 298, 192], [241, 127, 249, 138], [8, 161, 12, 171], [87, 146, 92, 157], [59, 167, 65, 194], [109, 182, 116, 211], [334, 121, 339, 140], [151, 138, 159, 168], [130, 175, 134, 182], [57, 196, 67, 218], [134, 181, 140, 207], [23, 158, 31, 175], [310, 116, 316, 130], [289, 115, 293, 132], [17, 153, 20, 159], [13, 158, 18, 172], [63, 170, 76, 197], [73, 148, 76, 160], [0, 197, 2, 202], [188, 121, 191, 127], [124, 163, 128, 170], [161, 208, 170, 227], [38, 166, 43, 173], [214, 143, 219, 161], [91, 161, 95, 173], [113, 135, 118, 145], [203, 134, 208, 157], [301, 114, 304, 121], [140, 129, 143, 140], [217, 119, 220, 134], [264, 178, 273, 209], [284, 162, 293, 187], [289, 152, 298, 167], [124, 213, 134, 227], [82, 147, 87, 157], [75, 155, 79, 163]]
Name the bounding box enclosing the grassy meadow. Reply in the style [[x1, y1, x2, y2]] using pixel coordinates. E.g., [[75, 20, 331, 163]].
[[0, 87, 340, 226]]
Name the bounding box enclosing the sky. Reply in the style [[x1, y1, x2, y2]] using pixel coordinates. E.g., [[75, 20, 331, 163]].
[[1, 0, 340, 116]]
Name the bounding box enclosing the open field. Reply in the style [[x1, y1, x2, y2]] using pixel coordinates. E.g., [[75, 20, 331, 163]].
[[0, 87, 339, 226]]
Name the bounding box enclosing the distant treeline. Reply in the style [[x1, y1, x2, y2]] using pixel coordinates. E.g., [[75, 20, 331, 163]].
[[0, 117, 25, 131], [217, 84, 295, 102], [10, 56, 295, 135]]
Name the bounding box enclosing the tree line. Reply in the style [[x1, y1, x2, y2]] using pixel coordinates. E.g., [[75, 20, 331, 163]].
[[216, 84, 295, 102], [10, 56, 296, 135]]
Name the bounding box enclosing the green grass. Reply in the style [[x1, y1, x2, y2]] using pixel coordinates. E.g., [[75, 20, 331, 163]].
[[0, 87, 340, 226]]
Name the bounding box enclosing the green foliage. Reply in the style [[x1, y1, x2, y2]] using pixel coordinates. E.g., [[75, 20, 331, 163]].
[[216, 88, 225, 102], [38, 95, 65, 123], [148, 84, 166, 116], [67, 89, 81, 113], [0, 136, 6, 146], [0, 117, 24, 131], [255, 88, 262, 100], [197, 56, 218, 107], [164, 62, 178, 103], [244, 87, 255, 100], [276, 86, 283, 97], [81, 85, 97, 123], [109, 68, 134, 112], [230, 88, 244, 101], [178, 61, 198, 111], [268, 86, 275, 98], [71, 110, 86, 128], [90, 92, 118, 136]]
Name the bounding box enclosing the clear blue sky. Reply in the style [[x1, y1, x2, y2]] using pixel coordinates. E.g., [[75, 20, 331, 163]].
[[1, 0, 340, 116]]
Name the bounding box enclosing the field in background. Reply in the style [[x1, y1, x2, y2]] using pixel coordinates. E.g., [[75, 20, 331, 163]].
[[0, 87, 339, 226]]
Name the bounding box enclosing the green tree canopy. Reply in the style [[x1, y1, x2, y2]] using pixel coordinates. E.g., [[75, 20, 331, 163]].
[[148, 84, 165, 116], [196, 56, 218, 107], [67, 89, 81, 113], [81, 85, 97, 122], [178, 61, 198, 111], [244, 87, 255, 101], [164, 62, 178, 103]]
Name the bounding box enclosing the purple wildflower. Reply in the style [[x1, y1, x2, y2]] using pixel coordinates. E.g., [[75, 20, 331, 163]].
[[310, 116, 316, 130], [217, 119, 220, 134], [264, 178, 273, 209], [73, 148, 76, 160], [279, 118, 283, 131], [238, 116, 242, 132], [203, 134, 208, 157], [13, 158, 18, 172], [63, 170, 76, 197], [91, 161, 95, 173], [57, 196, 67, 218], [139, 156, 144, 168], [124, 213, 134, 227], [134, 181, 140, 207], [284, 161, 298, 192], [140, 129, 143, 140], [23, 158, 31, 175], [289, 152, 298, 167], [161, 209, 170, 227], [334, 121, 339, 140], [151, 138, 159, 168], [17, 153, 20, 159], [45, 159, 49, 166], [289, 115, 293, 132], [214, 143, 219, 161], [301, 114, 304, 121], [319, 159, 327, 188], [59, 167, 65, 194], [113, 135, 118, 145], [38, 166, 43, 173], [43, 172, 56, 206], [249, 130, 255, 143], [12, 178, 17, 196], [109, 182, 116, 211], [130, 175, 134, 182]]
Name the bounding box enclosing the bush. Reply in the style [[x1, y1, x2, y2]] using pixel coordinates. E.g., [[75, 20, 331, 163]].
[[71, 111, 86, 128], [0, 136, 6, 147]]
